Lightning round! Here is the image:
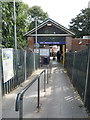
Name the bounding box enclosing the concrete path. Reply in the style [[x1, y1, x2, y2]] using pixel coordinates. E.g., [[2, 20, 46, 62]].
[[2, 61, 88, 119]]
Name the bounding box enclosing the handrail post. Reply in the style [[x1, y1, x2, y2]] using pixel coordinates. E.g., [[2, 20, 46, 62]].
[[49, 64, 50, 78], [44, 70, 46, 92], [19, 95, 23, 120], [37, 77, 40, 108], [49, 63, 51, 78], [50, 64, 51, 77], [47, 67, 48, 84], [15, 69, 47, 118]]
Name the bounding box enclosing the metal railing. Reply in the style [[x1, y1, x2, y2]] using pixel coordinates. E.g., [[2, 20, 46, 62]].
[[15, 69, 47, 120], [40, 62, 52, 84]]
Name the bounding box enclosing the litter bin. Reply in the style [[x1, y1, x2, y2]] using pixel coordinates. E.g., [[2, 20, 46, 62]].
[[44, 57, 49, 65]]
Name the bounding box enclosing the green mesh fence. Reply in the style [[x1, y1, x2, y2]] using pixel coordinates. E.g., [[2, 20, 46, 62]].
[[72, 49, 88, 99], [64, 48, 90, 112], [64, 52, 74, 79], [35, 53, 40, 69], [2, 49, 40, 95], [26, 51, 34, 78]]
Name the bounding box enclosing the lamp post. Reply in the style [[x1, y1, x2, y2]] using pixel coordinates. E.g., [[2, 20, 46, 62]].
[[34, 16, 38, 70], [35, 16, 38, 52], [14, 0, 17, 50]]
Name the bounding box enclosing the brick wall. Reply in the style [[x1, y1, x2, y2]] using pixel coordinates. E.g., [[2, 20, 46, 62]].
[[27, 37, 34, 49], [66, 37, 72, 52], [27, 37, 90, 52], [72, 38, 90, 51]]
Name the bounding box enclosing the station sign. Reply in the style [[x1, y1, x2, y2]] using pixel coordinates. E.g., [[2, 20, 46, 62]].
[[38, 41, 66, 44]]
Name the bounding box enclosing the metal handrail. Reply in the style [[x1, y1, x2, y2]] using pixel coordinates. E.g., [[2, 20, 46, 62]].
[[15, 69, 46, 120]]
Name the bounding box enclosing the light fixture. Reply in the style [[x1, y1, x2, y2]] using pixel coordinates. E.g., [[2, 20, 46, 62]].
[[47, 23, 52, 26], [78, 41, 82, 45]]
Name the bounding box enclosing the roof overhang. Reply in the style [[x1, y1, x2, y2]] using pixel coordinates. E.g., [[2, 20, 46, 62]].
[[23, 18, 75, 37], [27, 34, 72, 37]]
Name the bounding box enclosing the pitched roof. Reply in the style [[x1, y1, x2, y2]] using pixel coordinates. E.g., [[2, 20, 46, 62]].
[[23, 18, 75, 36]]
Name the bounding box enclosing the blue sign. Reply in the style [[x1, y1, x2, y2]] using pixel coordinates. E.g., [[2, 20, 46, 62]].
[[38, 41, 66, 44]]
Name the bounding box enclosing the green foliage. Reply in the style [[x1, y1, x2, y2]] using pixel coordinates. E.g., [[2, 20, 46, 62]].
[[2, 2, 48, 48], [2, 2, 14, 48], [2, 2, 29, 48], [28, 6, 49, 30], [15, 2, 30, 48], [69, 8, 90, 38]]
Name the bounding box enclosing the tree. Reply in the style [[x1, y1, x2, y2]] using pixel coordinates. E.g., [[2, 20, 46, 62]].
[[2, 2, 15, 48], [2, 2, 49, 48], [2, 2, 48, 48], [28, 6, 49, 30], [15, 2, 30, 48], [69, 8, 90, 38], [2, 2, 30, 48]]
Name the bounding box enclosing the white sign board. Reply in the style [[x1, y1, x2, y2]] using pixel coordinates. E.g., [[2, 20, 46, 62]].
[[2, 48, 14, 83], [34, 49, 39, 53], [40, 49, 50, 57]]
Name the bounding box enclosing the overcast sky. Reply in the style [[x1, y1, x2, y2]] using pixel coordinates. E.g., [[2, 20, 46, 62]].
[[22, 0, 89, 28]]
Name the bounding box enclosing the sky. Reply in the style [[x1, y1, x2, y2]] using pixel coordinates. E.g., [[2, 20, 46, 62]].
[[22, 0, 89, 28]]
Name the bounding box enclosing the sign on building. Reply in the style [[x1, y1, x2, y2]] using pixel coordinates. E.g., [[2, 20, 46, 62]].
[[40, 49, 50, 57], [2, 48, 14, 83]]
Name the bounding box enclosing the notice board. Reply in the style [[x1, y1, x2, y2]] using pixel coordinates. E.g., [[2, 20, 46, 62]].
[[2, 48, 14, 83], [40, 49, 50, 57]]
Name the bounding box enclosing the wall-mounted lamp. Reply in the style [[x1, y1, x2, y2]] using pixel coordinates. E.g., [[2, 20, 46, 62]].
[[47, 23, 52, 26], [78, 41, 82, 45]]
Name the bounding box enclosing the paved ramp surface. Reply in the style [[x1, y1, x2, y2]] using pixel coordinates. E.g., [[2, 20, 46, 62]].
[[2, 61, 88, 118]]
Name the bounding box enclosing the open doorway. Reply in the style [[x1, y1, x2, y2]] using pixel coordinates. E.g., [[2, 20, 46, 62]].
[[49, 44, 66, 64], [39, 44, 66, 65]]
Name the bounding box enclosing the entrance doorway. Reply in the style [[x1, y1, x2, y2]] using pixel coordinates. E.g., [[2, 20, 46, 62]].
[[40, 44, 66, 64]]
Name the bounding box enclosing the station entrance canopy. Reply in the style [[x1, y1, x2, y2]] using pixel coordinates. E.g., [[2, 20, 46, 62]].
[[24, 18, 75, 45]]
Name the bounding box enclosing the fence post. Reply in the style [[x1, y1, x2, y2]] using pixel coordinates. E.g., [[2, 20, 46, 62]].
[[24, 50, 27, 80], [1, 49, 4, 95], [15, 49, 19, 86], [84, 44, 90, 105], [71, 52, 75, 82], [0, 49, 2, 119]]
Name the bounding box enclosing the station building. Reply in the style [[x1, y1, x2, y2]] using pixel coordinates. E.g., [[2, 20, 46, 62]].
[[24, 18, 75, 64]]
